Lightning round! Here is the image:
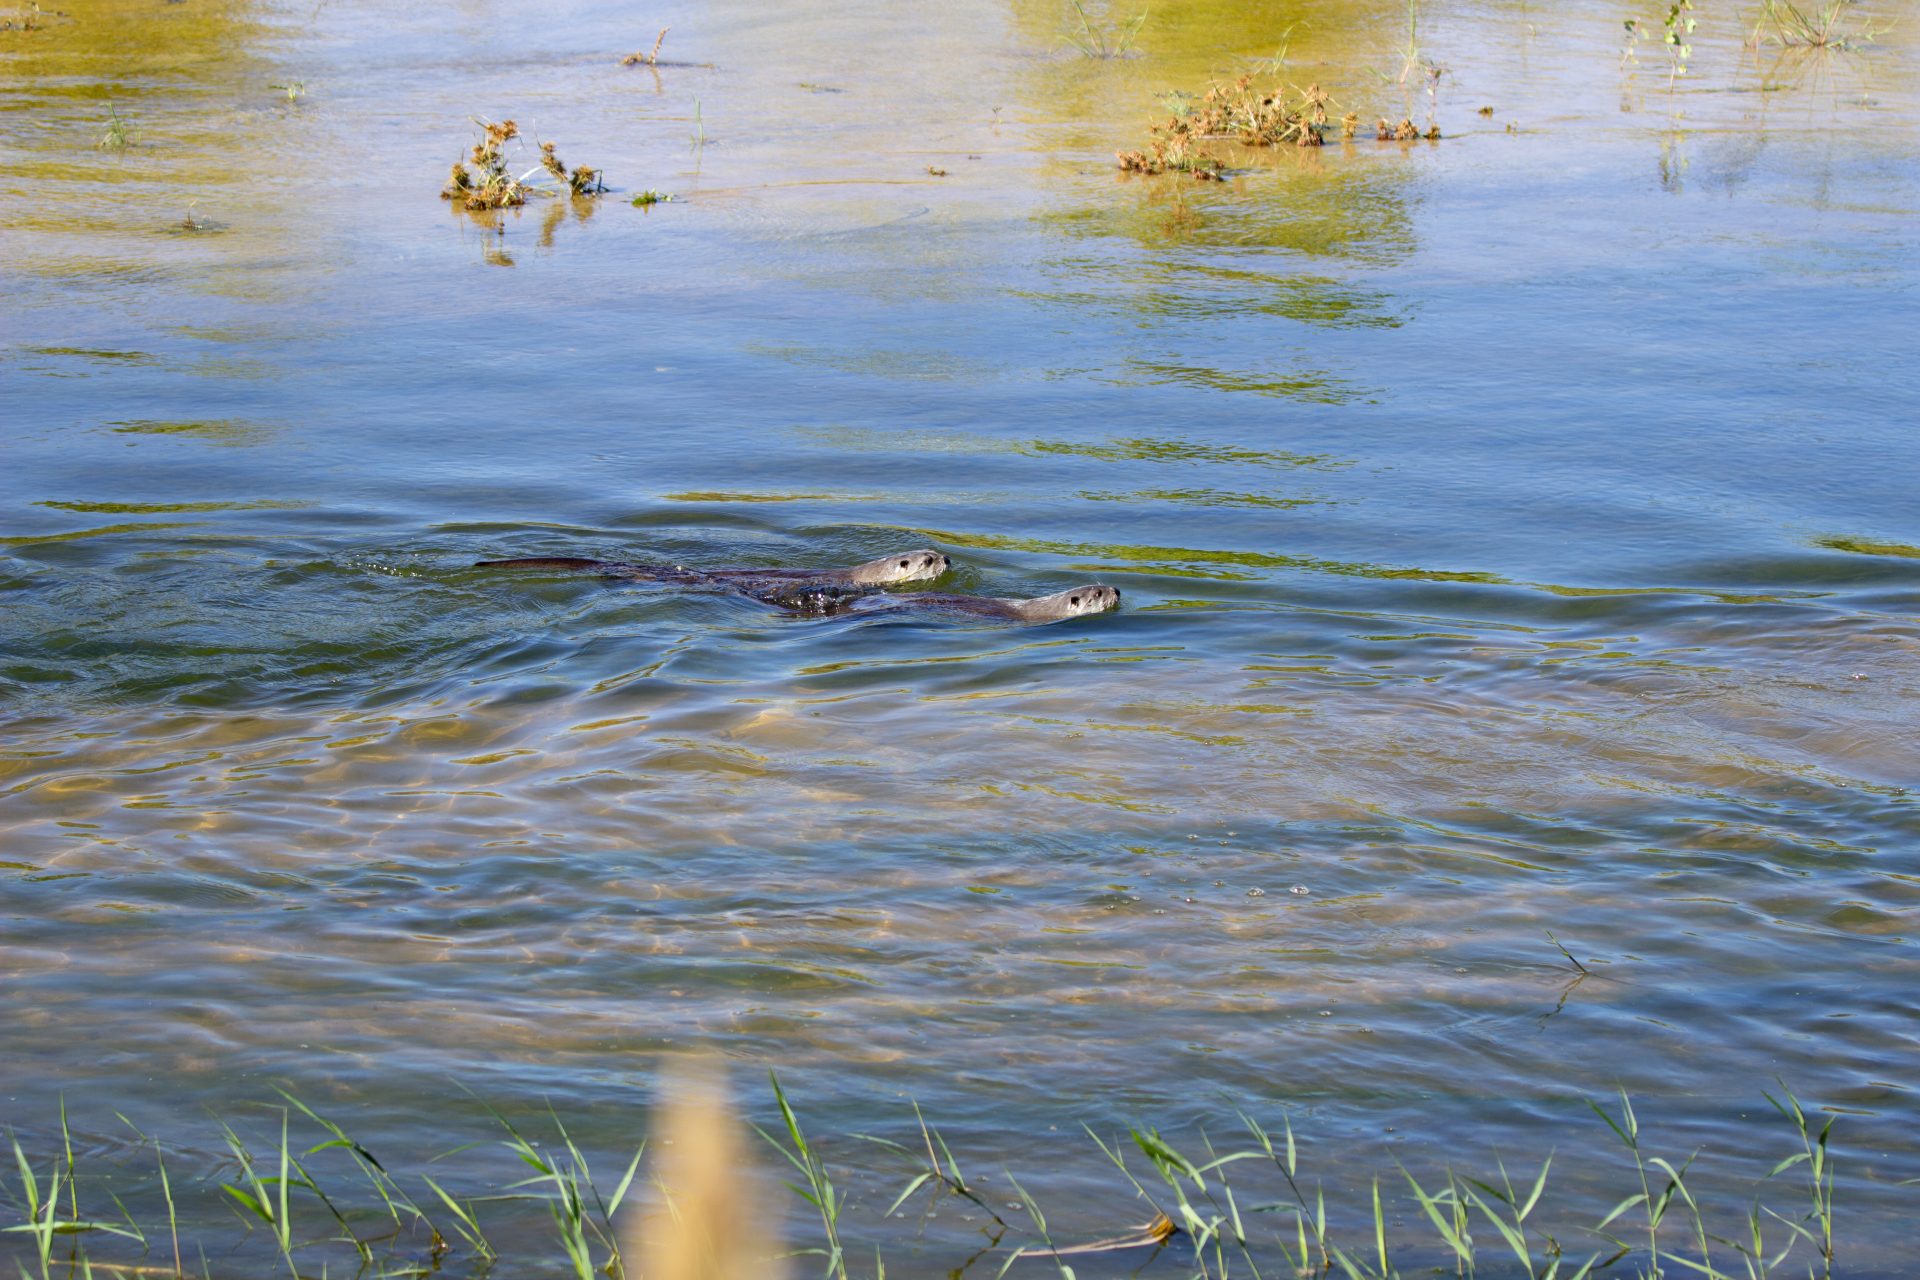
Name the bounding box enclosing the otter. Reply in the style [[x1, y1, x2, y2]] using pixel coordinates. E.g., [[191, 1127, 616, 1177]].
[[710, 549, 949, 587], [773, 584, 1121, 624], [475, 548, 950, 587]]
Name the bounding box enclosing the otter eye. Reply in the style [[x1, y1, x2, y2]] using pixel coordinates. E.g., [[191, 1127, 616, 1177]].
[[899, 560, 909, 568], [1070, 596, 1081, 606]]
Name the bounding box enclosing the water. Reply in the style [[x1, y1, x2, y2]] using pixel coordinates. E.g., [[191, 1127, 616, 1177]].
[[3, 0, 1918, 1271]]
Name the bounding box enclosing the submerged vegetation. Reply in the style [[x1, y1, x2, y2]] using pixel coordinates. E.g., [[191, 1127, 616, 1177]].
[[441, 118, 606, 211], [0, 1080, 1892, 1280]]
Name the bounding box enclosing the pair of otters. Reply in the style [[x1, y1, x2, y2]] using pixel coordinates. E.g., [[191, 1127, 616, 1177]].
[[477, 548, 1121, 623]]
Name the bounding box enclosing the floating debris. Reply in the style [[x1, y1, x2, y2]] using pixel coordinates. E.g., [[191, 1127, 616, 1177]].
[[1247, 887, 1265, 898], [926, 165, 948, 177], [1289, 885, 1310, 896]]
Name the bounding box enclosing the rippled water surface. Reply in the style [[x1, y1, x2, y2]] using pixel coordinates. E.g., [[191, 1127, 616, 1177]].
[[4, 0, 1919, 1270]]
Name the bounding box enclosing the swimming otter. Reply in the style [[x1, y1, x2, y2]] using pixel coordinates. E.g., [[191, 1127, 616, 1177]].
[[775, 584, 1122, 623], [475, 548, 950, 587], [711, 549, 950, 587]]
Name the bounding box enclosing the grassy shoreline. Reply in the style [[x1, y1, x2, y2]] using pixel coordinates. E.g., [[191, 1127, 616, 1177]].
[[2, 1077, 1894, 1280]]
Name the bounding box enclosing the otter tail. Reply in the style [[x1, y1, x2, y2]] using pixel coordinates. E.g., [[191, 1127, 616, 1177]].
[[475, 556, 713, 584], [475, 557, 624, 571]]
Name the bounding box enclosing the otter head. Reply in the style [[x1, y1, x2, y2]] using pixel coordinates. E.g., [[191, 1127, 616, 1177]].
[[846, 548, 951, 586], [1017, 584, 1121, 622]]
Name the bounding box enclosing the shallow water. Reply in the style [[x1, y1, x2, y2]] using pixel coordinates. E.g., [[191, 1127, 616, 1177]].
[[3, 0, 1919, 1271]]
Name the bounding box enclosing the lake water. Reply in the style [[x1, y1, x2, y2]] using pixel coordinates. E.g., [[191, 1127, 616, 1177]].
[[3, 0, 1918, 1273]]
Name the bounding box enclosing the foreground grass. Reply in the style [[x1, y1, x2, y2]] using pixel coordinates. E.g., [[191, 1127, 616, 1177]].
[[0, 1079, 1889, 1279]]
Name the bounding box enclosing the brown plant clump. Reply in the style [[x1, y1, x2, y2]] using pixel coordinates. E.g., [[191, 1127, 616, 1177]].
[[540, 140, 605, 196], [442, 118, 607, 210], [1118, 75, 1335, 177], [1376, 117, 1422, 141], [621, 26, 670, 66], [443, 118, 528, 210]]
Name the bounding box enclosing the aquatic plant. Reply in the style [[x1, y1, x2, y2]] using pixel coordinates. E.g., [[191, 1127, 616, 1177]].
[[757, 1073, 850, 1280], [0, 1083, 1896, 1279], [1663, 0, 1698, 83], [269, 80, 304, 102], [1250, 22, 1298, 75], [538, 140, 605, 197], [621, 25, 671, 66], [631, 189, 673, 207], [1625, 2, 1696, 86], [1118, 74, 1336, 177], [1422, 59, 1447, 136], [441, 117, 607, 211], [96, 101, 131, 150], [1750, 0, 1884, 49], [443, 117, 531, 209], [1062, 0, 1146, 58]]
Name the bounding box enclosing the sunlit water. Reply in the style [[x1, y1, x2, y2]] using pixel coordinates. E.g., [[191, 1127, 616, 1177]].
[[3, 0, 1918, 1272]]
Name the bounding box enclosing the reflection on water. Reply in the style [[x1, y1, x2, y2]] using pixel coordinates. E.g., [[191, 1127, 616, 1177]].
[[3, 0, 1920, 1269]]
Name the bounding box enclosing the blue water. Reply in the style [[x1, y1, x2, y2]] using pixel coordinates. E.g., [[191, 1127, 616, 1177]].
[[3, 0, 1918, 1272]]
